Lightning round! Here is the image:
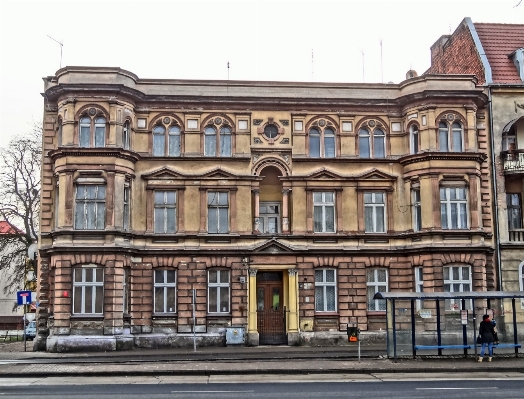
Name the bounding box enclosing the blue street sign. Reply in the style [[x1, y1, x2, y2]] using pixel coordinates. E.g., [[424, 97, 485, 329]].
[[17, 290, 32, 305]]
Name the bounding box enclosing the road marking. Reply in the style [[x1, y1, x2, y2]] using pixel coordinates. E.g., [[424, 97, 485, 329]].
[[417, 387, 498, 390], [172, 391, 255, 393]]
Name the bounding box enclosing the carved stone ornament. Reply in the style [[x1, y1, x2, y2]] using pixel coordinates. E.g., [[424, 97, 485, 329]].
[[253, 154, 260, 162], [516, 101, 524, 111], [214, 117, 222, 125], [279, 119, 289, 126], [253, 119, 263, 125], [223, 119, 230, 125], [88, 108, 97, 116], [447, 114, 454, 121], [319, 119, 326, 127], [163, 117, 171, 124], [368, 120, 376, 127], [248, 268, 258, 277], [254, 138, 263, 144], [280, 138, 289, 144]]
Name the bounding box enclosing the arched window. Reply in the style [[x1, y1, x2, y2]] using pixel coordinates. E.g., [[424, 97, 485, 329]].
[[122, 121, 130, 150], [438, 116, 463, 152], [57, 118, 63, 147], [309, 127, 335, 158], [152, 119, 182, 156], [204, 126, 217, 156], [79, 115, 106, 148], [358, 123, 385, 159], [219, 126, 232, 156], [204, 118, 233, 157], [409, 125, 419, 154]]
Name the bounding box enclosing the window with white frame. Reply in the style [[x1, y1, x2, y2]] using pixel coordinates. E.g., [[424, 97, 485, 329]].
[[358, 124, 385, 158], [154, 269, 176, 313], [152, 123, 181, 156], [364, 192, 386, 233], [443, 265, 471, 310], [122, 121, 130, 150], [154, 191, 176, 233], [75, 184, 106, 230], [204, 125, 232, 157], [410, 125, 419, 154], [438, 119, 463, 152], [79, 115, 106, 148], [309, 126, 335, 158], [208, 269, 230, 313], [367, 268, 388, 311], [313, 192, 335, 233], [259, 202, 280, 234], [507, 193, 522, 230], [73, 267, 104, 315], [208, 191, 229, 233], [440, 186, 468, 229], [412, 189, 421, 232], [315, 269, 337, 312], [414, 267, 424, 310], [123, 184, 130, 232]]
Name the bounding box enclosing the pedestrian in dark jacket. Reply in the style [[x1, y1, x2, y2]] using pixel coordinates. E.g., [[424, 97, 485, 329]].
[[478, 314, 496, 362]]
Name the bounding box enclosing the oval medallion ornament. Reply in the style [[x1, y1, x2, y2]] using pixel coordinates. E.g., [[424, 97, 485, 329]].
[[319, 119, 326, 127], [214, 117, 222, 125], [447, 114, 454, 121], [88, 108, 96, 116], [163, 117, 171, 124], [368, 120, 376, 127]]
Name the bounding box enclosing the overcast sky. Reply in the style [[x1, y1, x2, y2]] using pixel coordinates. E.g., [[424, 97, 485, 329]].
[[0, 0, 523, 148]]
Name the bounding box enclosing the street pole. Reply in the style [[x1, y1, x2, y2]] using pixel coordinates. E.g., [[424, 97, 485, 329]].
[[23, 303, 26, 352]]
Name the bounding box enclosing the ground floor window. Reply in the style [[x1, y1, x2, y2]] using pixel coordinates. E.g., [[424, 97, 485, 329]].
[[314, 269, 337, 312], [208, 270, 230, 313], [73, 267, 103, 315], [443, 265, 471, 310], [154, 269, 176, 313], [366, 268, 388, 311]]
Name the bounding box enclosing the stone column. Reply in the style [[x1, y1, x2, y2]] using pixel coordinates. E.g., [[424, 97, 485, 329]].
[[247, 268, 259, 345], [253, 190, 260, 232], [287, 268, 299, 345], [282, 189, 290, 233]]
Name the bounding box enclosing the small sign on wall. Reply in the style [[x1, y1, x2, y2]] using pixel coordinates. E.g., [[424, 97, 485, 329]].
[[419, 309, 432, 318]]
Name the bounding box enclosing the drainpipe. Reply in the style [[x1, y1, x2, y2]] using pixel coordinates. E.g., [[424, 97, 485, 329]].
[[487, 87, 503, 293]]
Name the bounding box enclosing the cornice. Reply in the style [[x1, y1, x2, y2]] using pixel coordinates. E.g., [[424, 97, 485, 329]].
[[48, 147, 141, 163]]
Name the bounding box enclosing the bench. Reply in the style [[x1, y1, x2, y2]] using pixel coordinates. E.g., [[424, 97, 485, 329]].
[[414, 345, 471, 351]]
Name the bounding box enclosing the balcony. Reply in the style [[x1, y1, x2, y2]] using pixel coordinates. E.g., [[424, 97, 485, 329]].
[[502, 150, 524, 174], [508, 229, 524, 242]]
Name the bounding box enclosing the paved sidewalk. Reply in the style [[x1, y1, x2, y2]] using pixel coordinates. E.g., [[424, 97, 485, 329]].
[[0, 341, 522, 377]]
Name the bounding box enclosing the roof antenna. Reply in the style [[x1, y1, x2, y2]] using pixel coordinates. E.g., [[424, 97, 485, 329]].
[[47, 35, 63, 69], [380, 39, 384, 84], [361, 49, 365, 83], [311, 49, 314, 82], [227, 61, 230, 80]]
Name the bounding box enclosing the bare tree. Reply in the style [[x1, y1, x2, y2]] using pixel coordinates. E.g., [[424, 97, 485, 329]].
[[0, 123, 41, 294]]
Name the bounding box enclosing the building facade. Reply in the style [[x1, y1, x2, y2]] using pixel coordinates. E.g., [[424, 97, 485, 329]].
[[36, 67, 493, 352], [427, 18, 524, 338]]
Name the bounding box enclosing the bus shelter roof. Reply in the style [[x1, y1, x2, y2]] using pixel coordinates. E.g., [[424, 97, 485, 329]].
[[373, 291, 524, 300]]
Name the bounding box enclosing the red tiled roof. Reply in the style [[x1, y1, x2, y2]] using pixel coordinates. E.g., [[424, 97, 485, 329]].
[[0, 221, 22, 234], [473, 23, 524, 84]]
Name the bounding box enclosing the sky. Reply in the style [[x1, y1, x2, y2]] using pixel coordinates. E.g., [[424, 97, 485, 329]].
[[0, 0, 523, 148]]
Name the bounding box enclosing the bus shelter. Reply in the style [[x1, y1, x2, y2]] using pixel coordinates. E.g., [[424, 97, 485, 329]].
[[373, 291, 524, 360]]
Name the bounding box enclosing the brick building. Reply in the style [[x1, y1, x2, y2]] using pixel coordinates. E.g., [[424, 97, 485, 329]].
[[35, 66, 493, 352], [428, 18, 524, 338]]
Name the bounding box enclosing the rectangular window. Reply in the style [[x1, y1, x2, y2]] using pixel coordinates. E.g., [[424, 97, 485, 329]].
[[507, 193, 522, 230], [259, 202, 280, 234], [414, 267, 423, 310], [208, 270, 230, 313], [313, 192, 335, 232], [364, 192, 386, 233], [440, 187, 468, 229], [75, 185, 106, 230], [444, 265, 471, 310], [73, 267, 104, 315], [208, 192, 229, 233], [154, 270, 176, 313], [315, 269, 337, 312], [520, 264, 524, 309], [412, 189, 421, 232], [123, 185, 130, 232], [123, 268, 129, 315], [367, 268, 388, 311], [154, 191, 176, 233]]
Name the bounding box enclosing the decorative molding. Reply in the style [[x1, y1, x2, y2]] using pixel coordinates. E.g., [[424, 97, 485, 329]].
[[254, 138, 263, 144], [248, 268, 258, 277], [516, 101, 524, 112], [279, 119, 289, 126], [280, 138, 290, 144], [288, 268, 298, 276], [253, 119, 263, 125]]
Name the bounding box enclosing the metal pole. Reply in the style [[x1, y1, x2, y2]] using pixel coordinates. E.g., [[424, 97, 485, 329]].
[[192, 289, 196, 352], [23, 304, 26, 352], [411, 299, 416, 358], [473, 299, 477, 359], [392, 299, 397, 361], [436, 299, 442, 356], [512, 298, 518, 357]]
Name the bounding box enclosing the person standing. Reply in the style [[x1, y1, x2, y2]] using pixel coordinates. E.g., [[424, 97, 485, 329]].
[[478, 314, 496, 362]]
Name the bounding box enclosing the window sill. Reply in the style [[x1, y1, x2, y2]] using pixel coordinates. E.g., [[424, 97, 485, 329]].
[[366, 311, 386, 316], [70, 315, 104, 320], [207, 313, 232, 317], [314, 312, 338, 317], [152, 314, 177, 318]]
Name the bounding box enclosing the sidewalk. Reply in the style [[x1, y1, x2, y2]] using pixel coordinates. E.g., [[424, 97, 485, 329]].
[[0, 341, 522, 377]]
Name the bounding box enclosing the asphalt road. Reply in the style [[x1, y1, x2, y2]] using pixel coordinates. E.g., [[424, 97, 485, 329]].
[[1, 374, 523, 399]]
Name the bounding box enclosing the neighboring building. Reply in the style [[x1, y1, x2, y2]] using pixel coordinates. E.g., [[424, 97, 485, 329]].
[[37, 66, 493, 352], [427, 18, 524, 338], [0, 221, 23, 323]]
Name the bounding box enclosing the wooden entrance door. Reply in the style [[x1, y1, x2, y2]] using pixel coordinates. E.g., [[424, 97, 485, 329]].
[[256, 272, 287, 345]]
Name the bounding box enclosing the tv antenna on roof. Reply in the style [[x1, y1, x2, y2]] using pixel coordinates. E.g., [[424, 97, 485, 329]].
[[47, 35, 63, 69]]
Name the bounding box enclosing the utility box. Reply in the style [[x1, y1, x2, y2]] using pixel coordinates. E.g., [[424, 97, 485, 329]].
[[347, 325, 359, 342], [225, 326, 245, 345]]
